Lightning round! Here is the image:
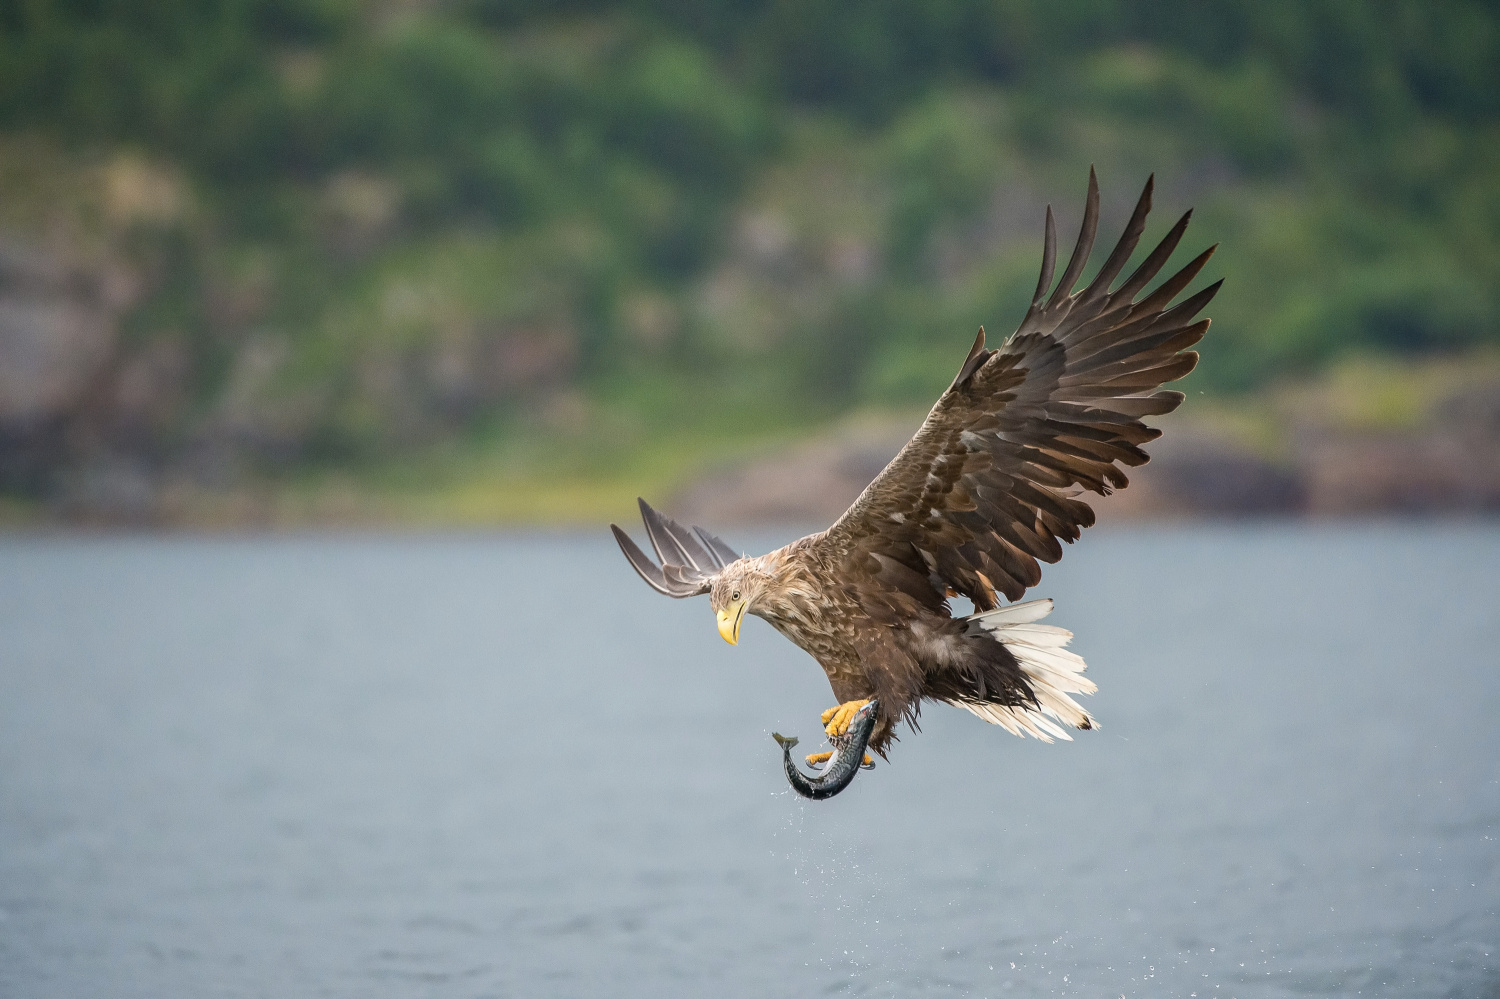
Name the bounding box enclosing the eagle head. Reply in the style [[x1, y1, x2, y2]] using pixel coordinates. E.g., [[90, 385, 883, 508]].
[[709, 561, 773, 646]]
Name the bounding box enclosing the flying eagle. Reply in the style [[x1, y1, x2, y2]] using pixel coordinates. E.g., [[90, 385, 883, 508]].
[[612, 170, 1219, 767]]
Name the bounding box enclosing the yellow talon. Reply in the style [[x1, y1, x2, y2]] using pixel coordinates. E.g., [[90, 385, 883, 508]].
[[805, 749, 876, 770], [821, 698, 872, 738]]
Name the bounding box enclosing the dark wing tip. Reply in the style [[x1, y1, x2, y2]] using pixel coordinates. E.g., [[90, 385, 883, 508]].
[[613, 521, 710, 597], [1045, 169, 1102, 309], [1031, 206, 1058, 307], [612, 523, 672, 596], [639, 496, 718, 571], [952, 327, 991, 388], [693, 525, 740, 567], [1078, 171, 1157, 307]]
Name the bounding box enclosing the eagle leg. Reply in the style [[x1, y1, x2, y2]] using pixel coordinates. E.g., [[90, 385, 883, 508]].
[[821, 699, 873, 738]]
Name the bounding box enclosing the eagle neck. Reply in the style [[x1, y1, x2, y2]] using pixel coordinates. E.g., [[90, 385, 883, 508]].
[[747, 544, 817, 629]]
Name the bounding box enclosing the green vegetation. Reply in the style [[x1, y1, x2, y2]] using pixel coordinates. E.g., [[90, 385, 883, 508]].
[[1, 0, 1497, 515]]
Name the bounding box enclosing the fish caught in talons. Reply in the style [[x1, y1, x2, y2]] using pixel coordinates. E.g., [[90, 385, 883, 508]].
[[771, 699, 880, 800]]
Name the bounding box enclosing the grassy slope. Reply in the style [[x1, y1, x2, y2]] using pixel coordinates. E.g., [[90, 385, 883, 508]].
[[0, 2, 1497, 522]]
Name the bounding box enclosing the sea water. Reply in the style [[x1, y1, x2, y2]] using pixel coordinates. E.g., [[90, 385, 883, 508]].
[[0, 525, 1495, 997]]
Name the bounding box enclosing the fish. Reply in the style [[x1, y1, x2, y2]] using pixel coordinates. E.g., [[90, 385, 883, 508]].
[[770, 699, 880, 800]]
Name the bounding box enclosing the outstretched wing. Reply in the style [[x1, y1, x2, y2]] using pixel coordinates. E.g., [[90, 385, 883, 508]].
[[820, 169, 1220, 608], [612, 497, 739, 597]]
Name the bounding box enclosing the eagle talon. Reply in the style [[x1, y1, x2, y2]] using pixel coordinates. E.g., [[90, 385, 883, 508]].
[[805, 750, 834, 770], [822, 698, 873, 738], [805, 749, 873, 772], [771, 698, 881, 800]]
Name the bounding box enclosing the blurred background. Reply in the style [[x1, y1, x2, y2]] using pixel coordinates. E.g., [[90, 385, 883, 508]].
[[3, 7, 1498, 997], [0, 0, 1498, 526]]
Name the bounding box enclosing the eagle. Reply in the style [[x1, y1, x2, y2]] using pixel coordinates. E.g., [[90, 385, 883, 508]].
[[612, 170, 1219, 768]]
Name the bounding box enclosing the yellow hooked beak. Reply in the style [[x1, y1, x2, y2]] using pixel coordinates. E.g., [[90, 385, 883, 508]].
[[716, 601, 745, 645]]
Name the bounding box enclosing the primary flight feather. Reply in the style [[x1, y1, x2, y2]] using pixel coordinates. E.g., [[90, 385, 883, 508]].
[[613, 170, 1219, 760]]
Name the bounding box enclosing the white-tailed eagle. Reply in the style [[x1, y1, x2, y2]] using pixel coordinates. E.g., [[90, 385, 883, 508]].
[[613, 170, 1219, 769]]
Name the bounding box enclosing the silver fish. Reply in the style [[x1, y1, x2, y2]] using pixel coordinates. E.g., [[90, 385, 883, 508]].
[[771, 699, 879, 800]]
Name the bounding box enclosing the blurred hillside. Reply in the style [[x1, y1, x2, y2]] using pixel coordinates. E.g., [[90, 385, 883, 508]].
[[1, 0, 1498, 524]]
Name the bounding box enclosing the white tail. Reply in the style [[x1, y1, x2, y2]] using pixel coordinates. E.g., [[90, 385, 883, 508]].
[[957, 598, 1097, 742]]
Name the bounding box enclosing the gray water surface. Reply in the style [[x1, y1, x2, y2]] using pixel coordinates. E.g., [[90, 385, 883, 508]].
[[0, 525, 1496, 997]]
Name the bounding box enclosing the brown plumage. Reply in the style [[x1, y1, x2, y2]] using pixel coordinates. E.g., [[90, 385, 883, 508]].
[[612, 170, 1219, 757]]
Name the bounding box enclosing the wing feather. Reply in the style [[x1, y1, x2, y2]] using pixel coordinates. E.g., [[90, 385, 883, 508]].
[[611, 499, 733, 598], [1044, 167, 1101, 310], [693, 526, 739, 568], [816, 173, 1219, 606]]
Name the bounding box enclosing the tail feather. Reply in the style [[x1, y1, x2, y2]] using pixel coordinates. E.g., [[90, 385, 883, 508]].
[[969, 598, 1056, 627], [958, 598, 1097, 742]]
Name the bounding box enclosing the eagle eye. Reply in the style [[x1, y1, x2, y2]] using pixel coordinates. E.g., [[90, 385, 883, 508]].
[[732, 589, 741, 601]]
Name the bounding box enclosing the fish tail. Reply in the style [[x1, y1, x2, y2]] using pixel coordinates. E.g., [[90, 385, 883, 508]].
[[771, 732, 798, 750]]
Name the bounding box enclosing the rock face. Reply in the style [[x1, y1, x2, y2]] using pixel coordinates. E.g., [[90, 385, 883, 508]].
[[0, 222, 590, 522], [0, 240, 137, 496], [0, 296, 113, 422]]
